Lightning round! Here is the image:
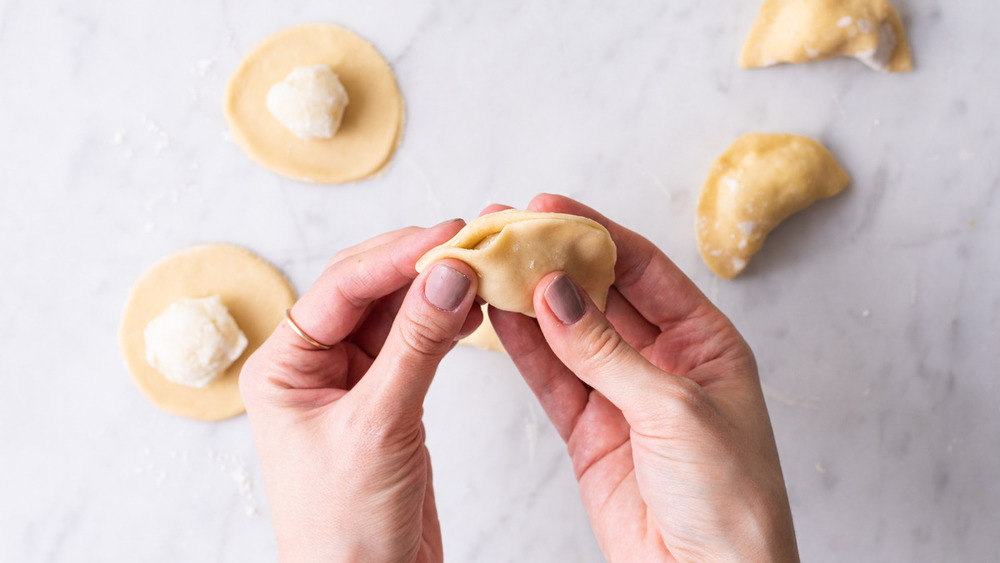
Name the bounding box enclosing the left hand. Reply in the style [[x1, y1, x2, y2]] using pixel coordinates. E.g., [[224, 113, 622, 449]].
[[490, 194, 797, 562], [240, 220, 480, 562]]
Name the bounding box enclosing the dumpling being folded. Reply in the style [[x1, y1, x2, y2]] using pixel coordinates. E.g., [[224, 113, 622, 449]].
[[740, 0, 912, 73], [416, 210, 617, 317]]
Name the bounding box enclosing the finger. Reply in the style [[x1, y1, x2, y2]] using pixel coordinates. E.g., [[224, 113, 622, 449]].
[[457, 304, 485, 340], [342, 343, 375, 390], [347, 285, 410, 358], [358, 258, 479, 418], [479, 203, 512, 217], [489, 307, 589, 441], [283, 220, 465, 354], [528, 194, 751, 379], [325, 226, 424, 267], [526, 193, 712, 331], [348, 276, 483, 360], [533, 271, 702, 419], [603, 286, 659, 353]]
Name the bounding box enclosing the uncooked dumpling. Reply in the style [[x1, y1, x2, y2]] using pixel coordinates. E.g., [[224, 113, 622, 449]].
[[416, 210, 617, 317], [741, 0, 912, 73], [696, 134, 849, 279]]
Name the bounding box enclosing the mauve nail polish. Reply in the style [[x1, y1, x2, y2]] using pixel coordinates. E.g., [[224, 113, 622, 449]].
[[425, 264, 470, 311], [545, 275, 584, 324]]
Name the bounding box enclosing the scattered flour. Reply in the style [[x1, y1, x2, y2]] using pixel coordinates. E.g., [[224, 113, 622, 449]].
[[141, 115, 171, 154], [208, 448, 259, 517], [194, 57, 217, 78]]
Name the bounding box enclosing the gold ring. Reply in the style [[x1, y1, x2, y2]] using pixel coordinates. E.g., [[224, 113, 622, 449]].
[[284, 309, 333, 350]]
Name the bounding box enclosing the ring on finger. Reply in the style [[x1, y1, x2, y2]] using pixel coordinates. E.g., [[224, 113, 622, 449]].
[[284, 308, 333, 350]]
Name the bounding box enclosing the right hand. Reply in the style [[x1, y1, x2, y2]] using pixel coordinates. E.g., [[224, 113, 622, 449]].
[[491, 194, 799, 562]]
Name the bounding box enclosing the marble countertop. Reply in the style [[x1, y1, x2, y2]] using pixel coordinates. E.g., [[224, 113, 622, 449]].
[[2, 0, 997, 561]]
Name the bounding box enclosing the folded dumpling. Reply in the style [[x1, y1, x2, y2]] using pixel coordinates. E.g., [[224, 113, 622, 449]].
[[697, 134, 849, 279], [416, 210, 617, 317], [741, 0, 912, 72]]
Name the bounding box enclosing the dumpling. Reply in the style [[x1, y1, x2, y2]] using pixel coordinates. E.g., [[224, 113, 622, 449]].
[[741, 0, 912, 73], [696, 134, 849, 279], [416, 210, 617, 317]]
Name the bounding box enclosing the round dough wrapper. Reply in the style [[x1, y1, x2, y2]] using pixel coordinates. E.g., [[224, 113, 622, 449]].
[[119, 244, 296, 421], [224, 24, 404, 183], [416, 210, 617, 317]]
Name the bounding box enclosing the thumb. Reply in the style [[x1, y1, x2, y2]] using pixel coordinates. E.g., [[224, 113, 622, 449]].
[[533, 273, 698, 418], [360, 259, 479, 416]]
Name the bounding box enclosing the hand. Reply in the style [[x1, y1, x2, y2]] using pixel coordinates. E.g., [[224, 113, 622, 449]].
[[491, 195, 799, 562], [240, 221, 480, 563]]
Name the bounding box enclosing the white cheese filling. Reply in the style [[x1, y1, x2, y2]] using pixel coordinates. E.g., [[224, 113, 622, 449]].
[[266, 65, 349, 139], [144, 295, 248, 388]]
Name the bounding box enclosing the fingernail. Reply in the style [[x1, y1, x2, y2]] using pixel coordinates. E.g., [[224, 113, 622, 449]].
[[545, 275, 584, 325], [425, 264, 470, 312]]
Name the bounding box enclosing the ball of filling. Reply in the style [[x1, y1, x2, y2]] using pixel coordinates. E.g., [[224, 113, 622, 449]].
[[266, 65, 349, 139], [144, 296, 248, 388]]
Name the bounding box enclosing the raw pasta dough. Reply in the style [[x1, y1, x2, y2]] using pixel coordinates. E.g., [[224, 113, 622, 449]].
[[224, 24, 404, 183], [416, 210, 617, 318], [460, 305, 506, 353], [119, 244, 296, 421], [741, 0, 912, 72], [696, 133, 849, 279]]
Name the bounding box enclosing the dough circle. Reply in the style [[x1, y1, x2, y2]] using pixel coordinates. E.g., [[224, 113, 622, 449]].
[[224, 24, 404, 183], [119, 244, 296, 421]]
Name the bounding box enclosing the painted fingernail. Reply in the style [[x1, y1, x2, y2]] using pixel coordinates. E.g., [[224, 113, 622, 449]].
[[425, 264, 470, 312], [545, 275, 584, 325]]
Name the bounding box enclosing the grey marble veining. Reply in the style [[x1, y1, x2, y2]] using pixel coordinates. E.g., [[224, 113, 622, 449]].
[[1, 0, 997, 561]]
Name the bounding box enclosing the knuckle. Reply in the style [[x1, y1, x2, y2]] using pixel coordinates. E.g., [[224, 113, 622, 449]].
[[334, 266, 378, 309], [629, 375, 712, 426], [237, 340, 302, 409], [398, 311, 453, 357], [663, 376, 711, 416], [345, 401, 424, 452], [577, 321, 631, 370]]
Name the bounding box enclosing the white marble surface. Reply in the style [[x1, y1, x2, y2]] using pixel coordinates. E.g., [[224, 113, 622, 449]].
[[1, 0, 997, 561]]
